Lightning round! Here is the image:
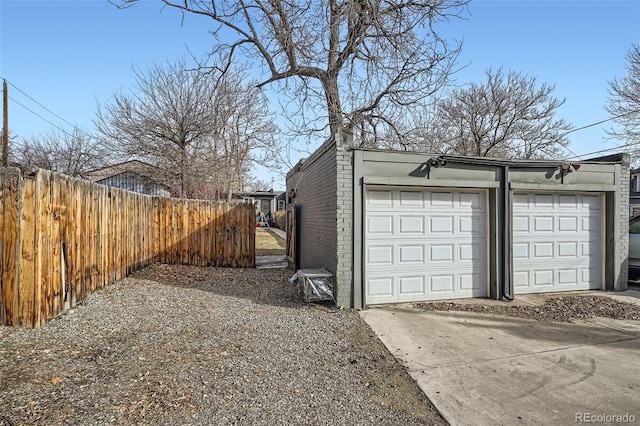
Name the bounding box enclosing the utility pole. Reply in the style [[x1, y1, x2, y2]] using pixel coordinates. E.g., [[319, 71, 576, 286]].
[[2, 79, 8, 167]]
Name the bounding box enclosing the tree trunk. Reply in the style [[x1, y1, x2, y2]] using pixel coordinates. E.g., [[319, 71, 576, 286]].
[[321, 76, 342, 141], [180, 146, 187, 198]]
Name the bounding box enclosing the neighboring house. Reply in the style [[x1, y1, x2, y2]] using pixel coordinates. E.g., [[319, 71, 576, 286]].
[[276, 191, 287, 212], [84, 160, 172, 197], [287, 131, 630, 309], [236, 189, 286, 224], [630, 168, 640, 216]]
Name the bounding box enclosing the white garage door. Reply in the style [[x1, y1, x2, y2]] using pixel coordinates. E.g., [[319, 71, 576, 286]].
[[365, 188, 487, 304], [512, 192, 602, 294]]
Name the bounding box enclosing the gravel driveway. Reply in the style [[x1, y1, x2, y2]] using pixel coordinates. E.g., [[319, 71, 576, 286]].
[[0, 264, 445, 425]]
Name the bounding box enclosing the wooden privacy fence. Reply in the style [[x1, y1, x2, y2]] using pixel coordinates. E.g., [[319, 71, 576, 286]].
[[0, 167, 255, 328]]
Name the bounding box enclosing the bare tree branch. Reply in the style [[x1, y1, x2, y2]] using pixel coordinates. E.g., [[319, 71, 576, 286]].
[[95, 59, 280, 198], [12, 128, 106, 176], [606, 44, 640, 154], [408, 68, 572, 159], [112, 0, 470, 146]]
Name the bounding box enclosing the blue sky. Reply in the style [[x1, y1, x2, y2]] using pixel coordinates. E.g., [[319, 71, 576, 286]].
[[1, 0, 639, 189]]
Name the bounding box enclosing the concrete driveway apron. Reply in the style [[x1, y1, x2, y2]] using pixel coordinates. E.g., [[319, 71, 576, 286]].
[[360, 298, 640, 426]]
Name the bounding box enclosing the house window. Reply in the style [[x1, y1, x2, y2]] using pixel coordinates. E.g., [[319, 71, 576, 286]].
[[278, 200, 285, 211]]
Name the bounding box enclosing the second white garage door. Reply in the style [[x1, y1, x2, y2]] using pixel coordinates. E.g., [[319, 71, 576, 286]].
[[365, 188, 487, 304], [512, 192, 603, 294]]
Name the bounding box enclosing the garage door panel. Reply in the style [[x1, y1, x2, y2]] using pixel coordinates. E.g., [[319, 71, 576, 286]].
[[398, 190, 424, 207], [534, 194, 554, 208], [582, 196, 601, 210], [513, 216, 529, 233], [367, 190, 393, 207], [533, 242, 554, 259], [512, 193, 529, 207], [558, 242, 578, 258], [530, 242, 552, 259], [460, 273, 485, 293], [398, 245, 424, 264], [558, 269, 578, 285], [398, 276, 425, 296], [367, 215, 393, 235], [399, 215, 425, 234], [582, 216, 600, 232], [430, 275, 455, 293], [533, 270, 554, 287], [534, 216, 554, 232], [365, 188, 487, 304], [367, 273, 484, 303], [581, 241, 597, 256], [513, 242, 528, 259], [429, 191, 455, 207], [429, 216, 454, 234], [429, 244, 454, 262], [367, 244, 394, 265], [367, 277, 394, 299], [558, 195, 579, 208], [558, 216, 578, 232], [514, 271, 529, 289], [459, 192, 484, 209], [459, 243, 483, 262], [513, 193, 601, 294], [582, 268, 598, 284], [459, 215, 486, 235], [368, 241, 484, 271]]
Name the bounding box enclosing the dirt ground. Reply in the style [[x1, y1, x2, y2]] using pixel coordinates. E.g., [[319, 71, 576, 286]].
[[0, 265, 445, 426]]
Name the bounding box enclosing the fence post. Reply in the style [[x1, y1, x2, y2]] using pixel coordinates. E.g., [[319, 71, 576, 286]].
[[1, 167, 22, 326], [286, 206, 297, 271]]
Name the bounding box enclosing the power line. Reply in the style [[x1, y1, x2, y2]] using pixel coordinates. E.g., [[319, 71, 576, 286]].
[[2, 77, 97, 141], [565, 140, 639, 159], [3, 78, 78, 130], [562, 110, 640, 159], [559, 141, 581, 160], [548, 109, 640, 160], [8, 96, 76, 139], [563, 110, 639, 137]]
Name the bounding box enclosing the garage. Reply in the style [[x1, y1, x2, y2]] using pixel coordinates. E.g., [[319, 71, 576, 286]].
[[286, 141, 629, 309], [365, 187, 487, 304], [512, 192, 603, 293]]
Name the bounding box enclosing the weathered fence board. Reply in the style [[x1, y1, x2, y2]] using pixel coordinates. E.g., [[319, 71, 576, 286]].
[[2, 168, 21, 326], [1, 167, 255, 327], [18, 178, 35, 326], [0, 168, 5, 326]]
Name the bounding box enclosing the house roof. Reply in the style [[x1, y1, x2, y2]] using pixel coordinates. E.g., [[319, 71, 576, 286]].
[[236, 190, 285, 198], [83, 160, 168, 184]]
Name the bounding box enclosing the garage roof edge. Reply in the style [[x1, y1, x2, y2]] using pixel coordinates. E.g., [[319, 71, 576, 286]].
[[353, 148, 627, 167]]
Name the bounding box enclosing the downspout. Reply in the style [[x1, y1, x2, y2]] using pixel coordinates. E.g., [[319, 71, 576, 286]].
[[501, 165, 513, 301]]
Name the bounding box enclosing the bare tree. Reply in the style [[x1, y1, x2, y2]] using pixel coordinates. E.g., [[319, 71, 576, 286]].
[[113, 0, 470, 146], [95, 60, 279, 198], [425, 68, 571, 159], [12, 127, 105, 176], [206, 71, 280, 198], [245, 179, 274, 192], [607, 44, 640, 147]]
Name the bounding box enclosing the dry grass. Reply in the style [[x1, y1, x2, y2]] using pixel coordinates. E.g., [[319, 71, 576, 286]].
[[255, 228, 286, 256]]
